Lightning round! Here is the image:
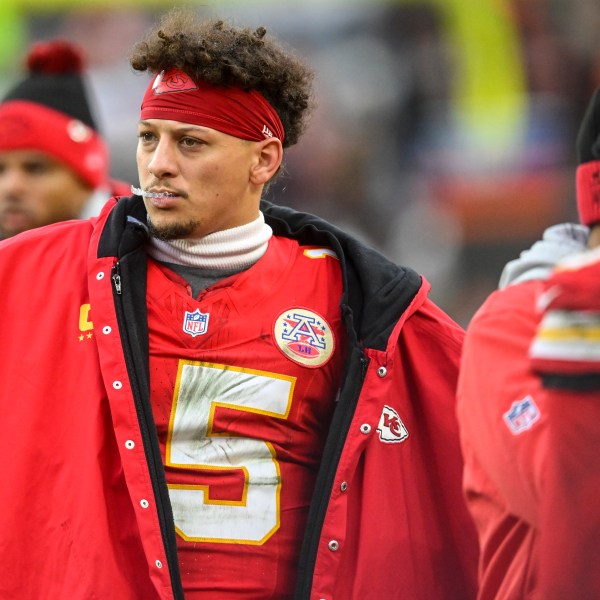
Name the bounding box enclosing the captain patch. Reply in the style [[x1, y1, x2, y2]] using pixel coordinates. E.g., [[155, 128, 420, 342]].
[[273, 308, 335, 368]]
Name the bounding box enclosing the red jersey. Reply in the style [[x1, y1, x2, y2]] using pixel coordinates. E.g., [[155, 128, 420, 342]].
[[146, 236, 346, 598]]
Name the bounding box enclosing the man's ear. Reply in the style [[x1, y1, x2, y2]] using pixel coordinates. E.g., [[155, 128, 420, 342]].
[[250, 138, 283, 185]]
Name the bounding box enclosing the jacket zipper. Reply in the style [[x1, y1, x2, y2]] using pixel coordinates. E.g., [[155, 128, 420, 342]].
[[111, 261, 184, 600], [112, 267, 122, 295]]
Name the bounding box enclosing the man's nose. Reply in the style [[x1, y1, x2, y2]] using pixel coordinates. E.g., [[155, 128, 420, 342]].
[[0, 168, 27, 199], [147, 139, 179, 179]]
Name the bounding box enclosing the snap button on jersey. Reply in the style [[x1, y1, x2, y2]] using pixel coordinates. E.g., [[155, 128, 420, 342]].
[[360, 423, 371, 434], [96, 272, 104, 280], [377, 366, 387, 377], [112, 381, 123, 390], [140, 499, 149, 509], [328, 540, 339, 551], [125, 440, 135, 449], [102, 326, 111, 334]]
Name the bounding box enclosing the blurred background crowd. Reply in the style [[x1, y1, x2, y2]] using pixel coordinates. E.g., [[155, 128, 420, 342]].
[[1, 0, 599, 327]]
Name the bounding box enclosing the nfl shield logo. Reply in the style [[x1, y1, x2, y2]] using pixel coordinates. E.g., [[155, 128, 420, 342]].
[[183, 309, 209, 337], [503, 395, 540, 435]]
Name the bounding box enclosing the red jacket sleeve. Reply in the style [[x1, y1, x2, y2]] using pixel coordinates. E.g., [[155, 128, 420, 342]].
[[457, 281, 545, 598]]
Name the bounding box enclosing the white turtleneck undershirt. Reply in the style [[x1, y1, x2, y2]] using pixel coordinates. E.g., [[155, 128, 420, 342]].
[[146, 212, 273, 297], [147, 212, 272, 270]]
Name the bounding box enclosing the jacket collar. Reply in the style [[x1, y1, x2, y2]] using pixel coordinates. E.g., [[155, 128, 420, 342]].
[[97, 194, 148, 259]]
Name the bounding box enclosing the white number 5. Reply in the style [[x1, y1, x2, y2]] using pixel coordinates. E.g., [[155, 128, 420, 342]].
[[166, 360, 295, 544]]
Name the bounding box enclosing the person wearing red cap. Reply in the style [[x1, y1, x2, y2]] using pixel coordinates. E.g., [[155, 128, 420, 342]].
[[457, 85, 600, 599], [0, 9, 477, 600], [0, 39, 129, 239]]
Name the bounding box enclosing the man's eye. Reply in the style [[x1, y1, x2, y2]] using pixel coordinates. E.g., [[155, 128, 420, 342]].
[[181, 137, 202, 147], [138, 131, 155, 142], [24, 162, 49, 175]]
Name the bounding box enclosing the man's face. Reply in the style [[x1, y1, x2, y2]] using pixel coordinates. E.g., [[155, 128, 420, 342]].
[[136, 119, 263, 240], [0, 150, 92, 238]]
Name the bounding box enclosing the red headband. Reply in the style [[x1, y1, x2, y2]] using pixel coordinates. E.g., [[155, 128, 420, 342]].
[[140, 69, 285, 144], [0, 100, 108, 189]]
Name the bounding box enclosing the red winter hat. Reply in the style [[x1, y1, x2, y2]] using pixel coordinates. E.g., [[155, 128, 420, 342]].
[[0, 40, 108, 189]]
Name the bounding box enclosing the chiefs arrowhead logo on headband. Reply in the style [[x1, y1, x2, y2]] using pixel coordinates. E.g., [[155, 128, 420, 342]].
[[141, 68, 285, 143], [152, 69, 198, 94]]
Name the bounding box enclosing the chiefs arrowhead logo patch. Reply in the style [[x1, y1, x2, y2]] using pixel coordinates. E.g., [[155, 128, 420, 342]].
[[377, 405, 409, 443], [152, 68, 198, 94]]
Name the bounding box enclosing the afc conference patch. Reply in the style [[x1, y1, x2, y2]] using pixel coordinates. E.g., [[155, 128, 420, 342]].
[[503, 395, 540, 435], [273, 307, 334, 368], [182, 309, 210, 337]]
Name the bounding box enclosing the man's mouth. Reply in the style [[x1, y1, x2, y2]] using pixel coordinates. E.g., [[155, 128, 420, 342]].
[[0, 207, 33, 234], [130, 185, 179, 199]]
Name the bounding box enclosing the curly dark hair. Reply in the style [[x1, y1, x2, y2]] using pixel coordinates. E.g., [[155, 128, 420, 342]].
[[130, 8, 315, 148]]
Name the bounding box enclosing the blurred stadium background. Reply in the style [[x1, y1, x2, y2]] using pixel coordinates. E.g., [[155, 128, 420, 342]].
[[1, 0, 599, 326]]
